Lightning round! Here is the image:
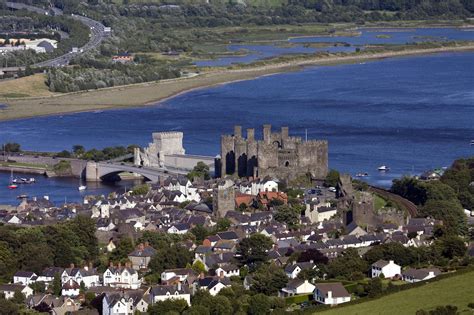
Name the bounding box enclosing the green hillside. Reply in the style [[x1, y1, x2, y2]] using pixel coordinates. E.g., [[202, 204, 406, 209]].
[[316, 270, 474, 315]]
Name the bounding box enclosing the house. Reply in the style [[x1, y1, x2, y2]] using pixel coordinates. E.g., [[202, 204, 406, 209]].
[[150, 284, 191, 305], [305, 202, 337, 223], [284, 262, 316, 279], [167, 223, 190, 234], [61, 264, 100, 288], [107, 239, 117, 252], [61, 279, 80, 297], [13, 271, 38, 285], [280, 279, 316, 297], [402, 268, 441, 283], [37, 267, 64, 285], [215, 264, 240, 278], [197, 277, 231, 296], [314, 283, 351, 305], [371, 260, 401, 278], [128, 242, 157, 271], [103, 263, 141, 289], [0, 284, 33, 299], [112, 52, 134, 64], [161, 268, 196, 285], [103, 290, 149, 315], [257, 191, 288, 209]]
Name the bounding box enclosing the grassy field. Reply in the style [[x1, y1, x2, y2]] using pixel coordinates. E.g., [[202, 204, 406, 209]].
[[0, 74, 56, 98], [316, 270, 474, 315]]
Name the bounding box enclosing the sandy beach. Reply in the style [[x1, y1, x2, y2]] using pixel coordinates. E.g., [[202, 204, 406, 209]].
[[1, 43, 473, 122]]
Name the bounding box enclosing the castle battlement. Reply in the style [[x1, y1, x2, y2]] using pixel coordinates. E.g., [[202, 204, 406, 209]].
[[220, 125, 328, 180], [153, 131, 184, 138]]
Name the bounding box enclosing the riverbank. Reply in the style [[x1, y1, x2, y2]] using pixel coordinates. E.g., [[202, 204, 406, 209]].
[[1, 43, 474, 122]]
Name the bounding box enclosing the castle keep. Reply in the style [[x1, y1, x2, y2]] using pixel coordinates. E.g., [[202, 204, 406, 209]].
[[220, 125, 328, 181]]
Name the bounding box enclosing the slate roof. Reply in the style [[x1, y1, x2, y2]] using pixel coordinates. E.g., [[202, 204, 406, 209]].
[[128, 245, 157, 257], [402, 268, 441, 279], [315, 283, 350, 298], [151, 284, 190, 296]]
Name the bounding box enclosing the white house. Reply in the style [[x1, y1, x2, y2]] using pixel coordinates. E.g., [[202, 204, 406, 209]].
[[161, 268, 196, 283], [103, 264, 141, 289], [37, 267, 64, 285], [198, 277, 231, 296], [280, 279, 316, 297], [167, 223, 190, 234], [284, 262, 316, 279], [103, 291, 149, 315], [371, 260, 401, 278], [314, 283, 351, 305], [13, 271, 38, 285], [150, 284, 191, 305], [61, 279, 80, 297], [402, 268, 441, 283], [61, 264, 100, 288], [0, 284, 33, 299], [215, 264, 240, 278]]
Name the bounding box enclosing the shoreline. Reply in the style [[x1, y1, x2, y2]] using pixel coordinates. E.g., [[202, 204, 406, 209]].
[[1, 44, 474, 122]]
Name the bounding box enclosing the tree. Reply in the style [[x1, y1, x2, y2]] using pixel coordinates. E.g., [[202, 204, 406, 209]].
[[274, 205, 300, 228], [213, 218, 231, 233], [192, 260, 206, 274], [187, 161, 210, 181], [148, 299, 188, 314], [237, 234, 273, 266], [52, 272, 62, 296], [109, 237, 134, 262], [55, 150, 72, 158], [130, 184, 149, 196], [327, 248, 368, 280], [251, 264, 288, 295], [0, 297, 19, 314], [2, 142, 21, 153], [183, 305, 210, 315], [433, 236, 467, 259], [208, 296, 232, 315], [324, 169, 340, 187], [190, 225, 208, 243], [420, 199, 467, 236], [11, 290, 25, 305], [366, 277, 383, 297], [72, 145, 85, 156], [248, 293, 271, 315], [30, 281, 46, 294], [149, 244, 193, 275], [0, 241, 16, 283]]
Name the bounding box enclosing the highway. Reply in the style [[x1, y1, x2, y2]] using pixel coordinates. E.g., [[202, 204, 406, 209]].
[[3, 2, 109, 69]]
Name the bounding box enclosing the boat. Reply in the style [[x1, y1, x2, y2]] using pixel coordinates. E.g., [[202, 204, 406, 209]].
[[17, 194, 28, 199], [355, 172, 369, 177], [78, 173, 87, 191], [378, 165, 390, 171], [8, 170, 18, 189]]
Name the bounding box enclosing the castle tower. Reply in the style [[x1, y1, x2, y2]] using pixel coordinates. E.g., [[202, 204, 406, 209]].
[[213, 179, 235, 218]]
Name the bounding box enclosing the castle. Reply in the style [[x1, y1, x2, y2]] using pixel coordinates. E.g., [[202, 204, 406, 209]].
[[219, 125, 328, 181]]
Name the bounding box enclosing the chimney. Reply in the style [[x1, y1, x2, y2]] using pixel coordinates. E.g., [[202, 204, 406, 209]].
[[89, 261, 93, 269], [109, 261, 114, 268], [247, 128, 255, 141], [327, 290, 332, 299], [310, 260, 314, 264], [234, 125, 242, 138], [177, 282, 182, 291], [263, 124, 271, 143], [70, 263, 75, 269], [219, 271, 224, 279], [118, 262, 122, 268], [139, 243, 145, 251], [389, 260, 394, 265], [200, 272, 205, 279], [144, 241, 149, 248]]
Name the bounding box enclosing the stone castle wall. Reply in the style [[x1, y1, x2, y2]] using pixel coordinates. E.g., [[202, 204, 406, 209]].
[[220, 125, 328, 181]]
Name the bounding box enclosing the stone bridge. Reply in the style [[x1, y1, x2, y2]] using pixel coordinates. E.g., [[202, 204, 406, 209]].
[[85, 161, 188, 182]]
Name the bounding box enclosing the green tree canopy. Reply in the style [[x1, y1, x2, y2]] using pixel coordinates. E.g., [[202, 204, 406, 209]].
[[237, 234, 273, 266]]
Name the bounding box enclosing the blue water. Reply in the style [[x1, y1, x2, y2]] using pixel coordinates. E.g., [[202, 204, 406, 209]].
[[1, 52, 474, 204], [196, 27, 474, 67]]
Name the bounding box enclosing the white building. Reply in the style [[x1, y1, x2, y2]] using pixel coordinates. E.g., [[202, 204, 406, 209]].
[[215, 264, 240, 278], [61, 279, 80, 297], [103, 291, 149, 315], [305, 202, 336, 223], [61, 265, 100, 288], [0, 284, 33, 299], [371, 260, 401, 278], [13, 271, 37, 285], [402, 268, 441, 283], [103, 264, 141, 289], [280, 279, 315, 297], [150, 284, 191, 305], [314, 283, 351, 305]]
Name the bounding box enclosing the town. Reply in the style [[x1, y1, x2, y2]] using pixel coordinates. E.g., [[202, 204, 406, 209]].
[[0, 127, 473, 315]]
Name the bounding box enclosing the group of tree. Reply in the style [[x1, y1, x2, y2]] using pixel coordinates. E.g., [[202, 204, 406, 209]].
[[0, 215, 98, 283], [391, 157, 472, 236], [187, 161, 211, 181], [1, 142, 21, 153], [56, 144, 139, 161]]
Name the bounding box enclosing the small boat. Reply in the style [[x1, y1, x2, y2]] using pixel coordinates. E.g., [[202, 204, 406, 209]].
[[17, 194, 28, 199], [78, 185, 87, 191], [8, 170, 18, 189], [355, 172, 369, 177], [378, 165, 390, 171]]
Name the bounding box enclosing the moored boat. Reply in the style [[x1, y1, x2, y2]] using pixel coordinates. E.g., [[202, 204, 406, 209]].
[[378, 165, 390, 171]]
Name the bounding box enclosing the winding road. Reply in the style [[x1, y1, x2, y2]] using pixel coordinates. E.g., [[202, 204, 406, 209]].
[[3, 2, 109, 69]]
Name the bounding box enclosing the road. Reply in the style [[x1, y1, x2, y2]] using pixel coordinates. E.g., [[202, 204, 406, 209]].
[[3, 2, 109, 69]]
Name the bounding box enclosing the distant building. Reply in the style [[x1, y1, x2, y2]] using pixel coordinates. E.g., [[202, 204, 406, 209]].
[[371, 260, 401, 278], [402, 268, 441, 283], [128, 242, 157, 271], [314, 283, 351, 305], [112, 53, 134, 64]]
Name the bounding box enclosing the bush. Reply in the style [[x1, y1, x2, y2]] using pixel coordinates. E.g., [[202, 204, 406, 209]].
[[285, 294, 311, 305]]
